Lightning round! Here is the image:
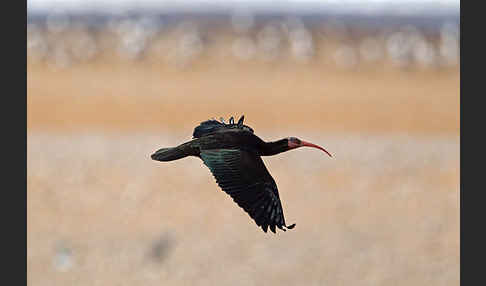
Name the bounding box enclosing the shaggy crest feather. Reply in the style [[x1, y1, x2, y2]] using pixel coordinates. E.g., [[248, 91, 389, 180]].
[[192, 115, 254, 138]]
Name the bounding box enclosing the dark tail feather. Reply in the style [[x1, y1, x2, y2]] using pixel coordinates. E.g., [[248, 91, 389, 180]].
[[151, 147, 188, 162]]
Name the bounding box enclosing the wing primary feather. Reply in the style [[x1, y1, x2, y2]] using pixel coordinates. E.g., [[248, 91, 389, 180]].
[[200, 149, 292, 234]]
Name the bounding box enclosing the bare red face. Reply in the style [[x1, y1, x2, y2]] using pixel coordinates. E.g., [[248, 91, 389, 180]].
[[288, 137, 332, 157]]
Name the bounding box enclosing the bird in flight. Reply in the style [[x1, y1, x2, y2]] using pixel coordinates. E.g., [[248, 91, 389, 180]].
[[151, 115, 332, 233]]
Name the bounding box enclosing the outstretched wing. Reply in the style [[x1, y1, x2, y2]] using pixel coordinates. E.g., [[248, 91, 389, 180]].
[[200, 149, 295, 233]]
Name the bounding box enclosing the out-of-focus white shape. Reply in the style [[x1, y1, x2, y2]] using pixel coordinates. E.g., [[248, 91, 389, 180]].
[[178, 32, 203, 60], [27, 24, 48, 62], [256, 23, 283, 61], [117, 20, 148, 59], [165, 22, 204, 66], [413, 39, 436, 67], [137, 16, 162, 38], [46, 10, 70, 33], [231, 9, 254, 33], [232, 37, 256, 60], [386, 25, 426, 67], [359, 37, 384, 63], [406, 26, 437, 68], [113, 16, 161, 60], [48, 40, 72, 69], [70, 30, 98, 62], [333, 45, 358, 69], [385, 25, 438, 68], [284, 17, 314, 62], [53, 246, 74, 272], [439, 21, 459, 66], [289, 28, 314, 62], [386, 30, 411, 67]]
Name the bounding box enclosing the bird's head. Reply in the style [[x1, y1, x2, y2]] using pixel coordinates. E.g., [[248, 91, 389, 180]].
[[287, 137, 332, 157]]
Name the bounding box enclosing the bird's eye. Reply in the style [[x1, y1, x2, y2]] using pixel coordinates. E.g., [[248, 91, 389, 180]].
[[289, 137, 300, 144]]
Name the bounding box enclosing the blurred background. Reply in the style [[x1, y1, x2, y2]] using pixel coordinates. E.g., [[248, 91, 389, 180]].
[[27, 0, 459, 285]]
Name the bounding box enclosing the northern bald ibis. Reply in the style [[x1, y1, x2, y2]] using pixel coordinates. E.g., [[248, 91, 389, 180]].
[[151, 115, 332, 233]]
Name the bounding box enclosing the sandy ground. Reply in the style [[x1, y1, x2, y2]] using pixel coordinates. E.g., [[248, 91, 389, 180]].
[[27, 63, 459, 134], [27, 60, 459, 285]]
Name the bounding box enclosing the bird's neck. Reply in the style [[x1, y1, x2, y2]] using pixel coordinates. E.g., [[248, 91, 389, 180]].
[[260, 139, 289, 156]]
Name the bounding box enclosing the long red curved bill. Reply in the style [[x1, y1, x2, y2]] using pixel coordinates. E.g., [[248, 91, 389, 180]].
[[301, 141, 333, 157]]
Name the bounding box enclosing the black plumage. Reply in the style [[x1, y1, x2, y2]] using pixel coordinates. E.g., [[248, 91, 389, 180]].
[[192, 116, 254, 139], [151, 115, 331, 233]]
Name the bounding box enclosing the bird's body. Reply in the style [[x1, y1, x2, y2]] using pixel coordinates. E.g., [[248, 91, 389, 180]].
[[151, 115, 331, 233]]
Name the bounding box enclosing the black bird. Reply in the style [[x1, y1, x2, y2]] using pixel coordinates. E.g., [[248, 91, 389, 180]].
[[151, 115, 332, 233]]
